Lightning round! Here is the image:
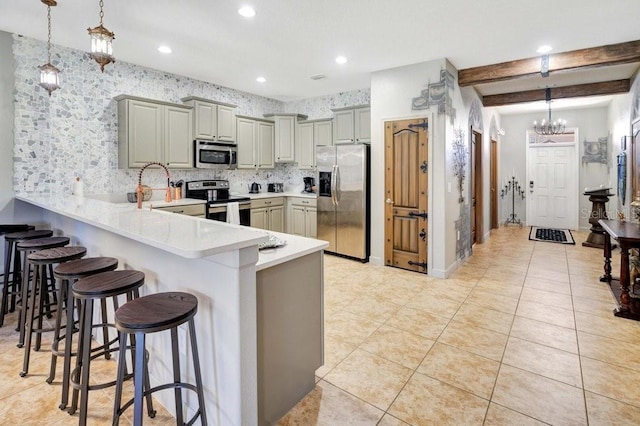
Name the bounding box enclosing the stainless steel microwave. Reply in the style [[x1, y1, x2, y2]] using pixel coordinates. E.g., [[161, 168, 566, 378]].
[[194, 140, 237, 169]]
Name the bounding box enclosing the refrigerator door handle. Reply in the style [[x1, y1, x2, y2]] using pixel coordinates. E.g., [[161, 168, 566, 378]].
[[331, 165, 337, 206], [335, 164, 340, 205]]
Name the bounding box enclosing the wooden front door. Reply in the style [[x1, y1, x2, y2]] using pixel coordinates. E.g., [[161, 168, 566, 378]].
[[490, 138, 498, 229], [384, 118, 428, 273], [470, 129, 483, 245]]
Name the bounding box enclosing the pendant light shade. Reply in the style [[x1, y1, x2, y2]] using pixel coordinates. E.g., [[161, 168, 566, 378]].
[[88, 0, 115, 72], [38, 0, 60, 96]]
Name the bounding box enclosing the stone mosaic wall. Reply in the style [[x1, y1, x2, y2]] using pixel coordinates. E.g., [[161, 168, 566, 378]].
[[12, 35, 368, 197]]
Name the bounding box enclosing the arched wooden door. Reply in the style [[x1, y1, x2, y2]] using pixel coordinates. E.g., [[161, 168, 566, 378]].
[[384, 118, 428, 273]]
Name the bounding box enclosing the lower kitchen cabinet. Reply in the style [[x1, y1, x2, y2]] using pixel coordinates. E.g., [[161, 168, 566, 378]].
[[151, 202, 206, 218], [288, 197, 317, 238], [250, 197, 285, 232]]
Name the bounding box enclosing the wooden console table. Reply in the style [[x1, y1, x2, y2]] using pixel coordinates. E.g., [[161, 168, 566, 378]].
[[599, 219, 640, 320]]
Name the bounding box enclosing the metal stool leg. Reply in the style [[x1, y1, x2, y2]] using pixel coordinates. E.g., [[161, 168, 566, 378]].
[[133, 331, 146, 426], [16, 251, 32, 346], [20, 263, 43, 376], [171, 327, 184, 424], [189, 317, 208, 425], [0, 239, 13, 326]]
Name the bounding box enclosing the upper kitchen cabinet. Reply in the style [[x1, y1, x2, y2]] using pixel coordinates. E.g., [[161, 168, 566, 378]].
[[264, 113, 308, 163], [296, 119, 332, 170], [236, 115, 275, 169], [116, 95, 193, 169], [181, 96, 237, 142], [332, 105, 370, 144]]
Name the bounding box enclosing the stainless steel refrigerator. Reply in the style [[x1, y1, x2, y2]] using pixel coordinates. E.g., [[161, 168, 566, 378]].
[[316, 144, 370, 262]]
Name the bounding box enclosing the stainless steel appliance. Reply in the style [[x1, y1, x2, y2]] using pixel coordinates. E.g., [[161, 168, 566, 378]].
[[317, 144, 370, 261], [267, 183, 284, 193], [194, 140, 238, 169], [185, 180, 250, 225], [303, 177, 315, 193]]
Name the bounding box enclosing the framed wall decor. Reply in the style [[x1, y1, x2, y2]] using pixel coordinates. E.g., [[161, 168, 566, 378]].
[[631, 117, 640, 202]]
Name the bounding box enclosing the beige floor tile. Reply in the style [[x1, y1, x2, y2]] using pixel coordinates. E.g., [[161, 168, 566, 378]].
[[453, 302, 514, 334], [571, 282, 616, 303], [581, 356, 640, 407], [578, 330, 640, 372], [526, 268, 570, 284], [572, 294, 616, 318], [515, 300, 576, 329], [574, 311, 640, 344], [480, 270, 527, 285], [465, 289, 519, 315], [437, 320, 508, 361], [520, 287, 573, 309], [405, 290, 462, 319], [342, 294, 402, 324], [509, 315, 578, 354], [585, 391, 640, 426], [473, 279, 523, 299], [417, 343, 499, 399], [359, 324, 434, 370], [483, 403, 548, 425], [276, 380, 384, 426], [324, 349, 412, 411], [377, 414, 411, 425], [388, 373, 488, 426], [325, 310, 383, 346], [502, 337, 582, 387], [384, 306, 450, 340], [315, 334, 358, 378], [492, 365, 586, 425]]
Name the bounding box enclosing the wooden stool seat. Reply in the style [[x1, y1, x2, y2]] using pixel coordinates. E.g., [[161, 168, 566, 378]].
[[113, 292, 206, 425], [115, 292, 198, 333], [4, 229, 53, 241], [28, 246, 88, 265], [0, 224, 34, 235], [69, 270, 147, 424], [54, 257, 119, 278], [17, 236, 70, 250]]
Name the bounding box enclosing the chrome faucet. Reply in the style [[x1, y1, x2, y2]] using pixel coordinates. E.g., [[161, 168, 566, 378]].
[[136, 161, 172, 209]]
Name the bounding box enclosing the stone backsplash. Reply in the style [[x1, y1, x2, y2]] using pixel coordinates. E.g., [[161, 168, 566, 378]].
[[12, 34, 370, 197]]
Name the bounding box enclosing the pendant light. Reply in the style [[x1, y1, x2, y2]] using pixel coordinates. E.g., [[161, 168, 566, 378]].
[[533, 88, 566, 136], [88, 0, 115, 72], [38, 0, 60, 96]]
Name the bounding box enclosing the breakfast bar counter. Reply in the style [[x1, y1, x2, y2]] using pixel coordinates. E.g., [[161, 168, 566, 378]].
[[16, 194, 327, 425]]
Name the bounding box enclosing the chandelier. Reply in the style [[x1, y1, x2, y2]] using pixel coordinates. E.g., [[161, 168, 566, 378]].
[[533, 88, 566, 135], [38, 0, 60, 96], [88, 0, 115, 72]]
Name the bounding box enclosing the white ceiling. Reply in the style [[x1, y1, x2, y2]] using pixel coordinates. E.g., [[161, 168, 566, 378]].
[[1, 0, 639, 114]]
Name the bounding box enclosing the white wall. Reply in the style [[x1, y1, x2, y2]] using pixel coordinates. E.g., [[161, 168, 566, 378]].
[[499, 106, 612, 230]]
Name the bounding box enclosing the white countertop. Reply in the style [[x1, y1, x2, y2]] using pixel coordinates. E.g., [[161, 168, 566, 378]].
[[16, 194, 327, 268], [239, 192, 317, 200]]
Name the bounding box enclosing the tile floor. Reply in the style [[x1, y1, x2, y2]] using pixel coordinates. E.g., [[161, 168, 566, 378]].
[[278, 226, 640, 425], [1, 226, 640, 425]]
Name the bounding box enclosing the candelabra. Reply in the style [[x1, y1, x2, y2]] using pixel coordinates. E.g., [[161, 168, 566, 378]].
[[500, 176, 526, 226]]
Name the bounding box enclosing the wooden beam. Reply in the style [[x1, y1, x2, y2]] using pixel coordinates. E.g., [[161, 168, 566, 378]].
[[459, 40, 640, 86], [482, 80, 630, 107]]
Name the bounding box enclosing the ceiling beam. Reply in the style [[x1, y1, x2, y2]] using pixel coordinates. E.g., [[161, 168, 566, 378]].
[[458, 40, 640, 86], [482, 79, 630, 107]]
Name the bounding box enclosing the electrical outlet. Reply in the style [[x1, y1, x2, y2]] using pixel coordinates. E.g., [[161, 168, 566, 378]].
[[457, 230, 460, 240], [25, 180, 34, 192]]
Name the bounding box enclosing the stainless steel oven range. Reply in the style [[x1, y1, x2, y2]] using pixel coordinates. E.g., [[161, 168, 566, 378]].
[[185, 180, 251, 225]]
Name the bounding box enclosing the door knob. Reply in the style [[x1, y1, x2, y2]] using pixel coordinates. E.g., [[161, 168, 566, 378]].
[[385, 198, 394, 204]]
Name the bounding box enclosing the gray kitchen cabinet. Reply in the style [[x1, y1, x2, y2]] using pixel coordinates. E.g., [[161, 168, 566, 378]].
[[236, 116, 274, 169], [297, 119, 333, 170], [288, 197, 317, 238], [251, 197, 284, 232], [264, 113, 308, 163], [181, 97, 237, 142], [116, 95, 193, 169], [332, 105, 370, 144]]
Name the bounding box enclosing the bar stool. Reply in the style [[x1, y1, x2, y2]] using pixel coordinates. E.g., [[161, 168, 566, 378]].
[[0, 229, 52, 327], [70, 270, 152, 425], [49, 257, 118, 411], [16, 236, 71, 347], [113, 292, 207, 426], [20, 246, 87, 378]]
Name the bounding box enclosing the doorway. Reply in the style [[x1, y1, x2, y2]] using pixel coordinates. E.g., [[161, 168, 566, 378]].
[[470, 129, 483, 245], [384, 118, 428, 273], [526, 130, 579, 229], [490, 138, 498, 229]]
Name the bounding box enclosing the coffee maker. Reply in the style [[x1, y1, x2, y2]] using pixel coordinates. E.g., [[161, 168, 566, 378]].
[[303, 177, 315, 193]]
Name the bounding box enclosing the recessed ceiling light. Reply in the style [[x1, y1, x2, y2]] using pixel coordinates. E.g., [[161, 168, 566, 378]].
[[256, 76, 266, 83], [158, 45, 172, 54], [536, 45, 552, 54], [238, 6, 256, 18], [335, 56, 348, 65]]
